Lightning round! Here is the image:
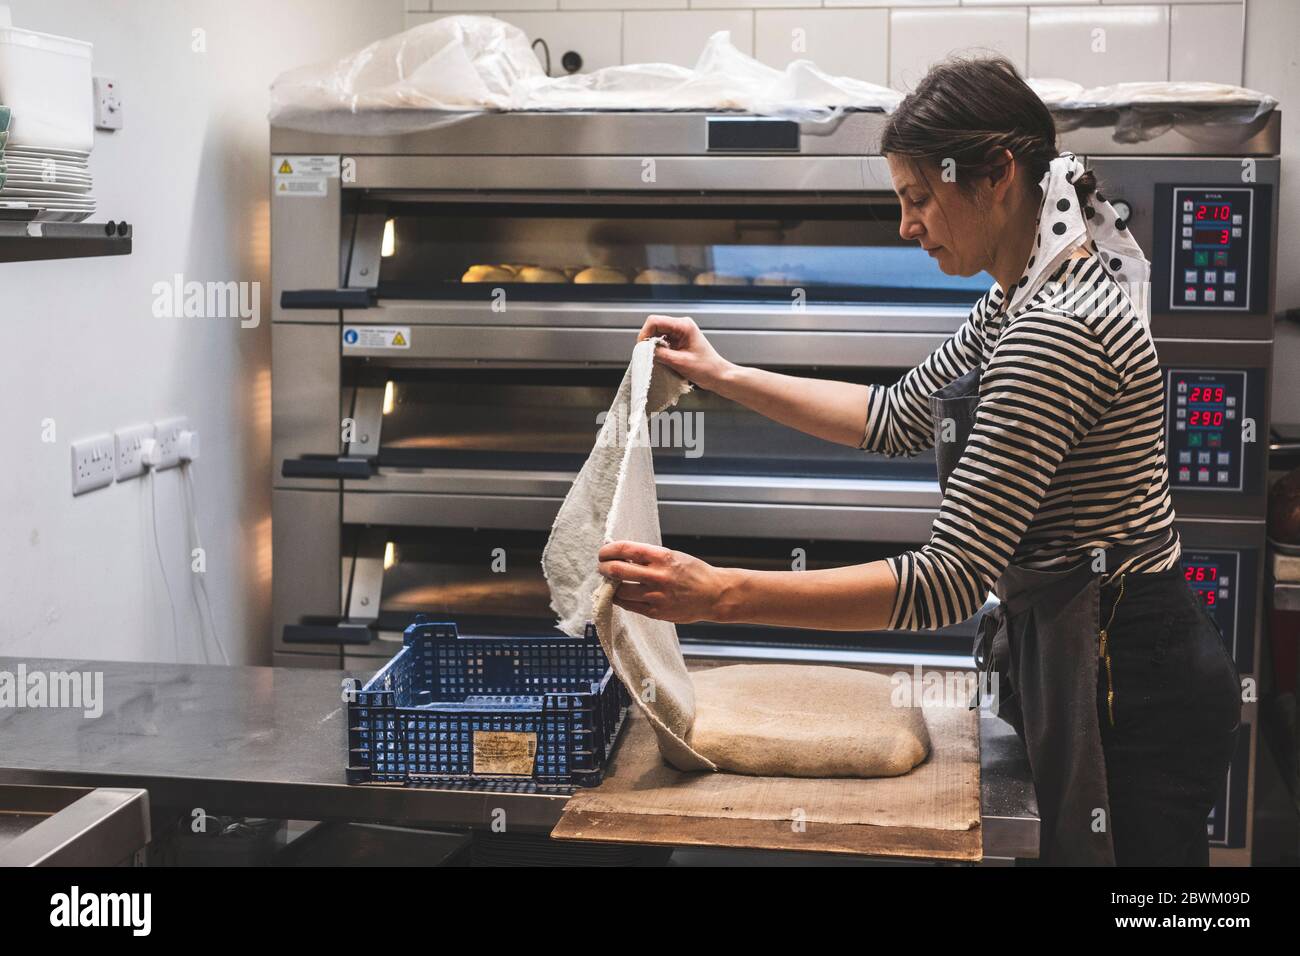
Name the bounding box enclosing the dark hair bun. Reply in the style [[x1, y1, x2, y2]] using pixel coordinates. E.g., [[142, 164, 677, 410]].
[[1071, 167, 1098, 207]]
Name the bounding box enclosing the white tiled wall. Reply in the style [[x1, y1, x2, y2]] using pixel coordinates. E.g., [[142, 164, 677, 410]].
[[405, 3, 1245, 88]]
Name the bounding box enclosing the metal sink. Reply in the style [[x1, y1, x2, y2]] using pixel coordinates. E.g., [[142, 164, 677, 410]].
[[0, 785, 150, 867]]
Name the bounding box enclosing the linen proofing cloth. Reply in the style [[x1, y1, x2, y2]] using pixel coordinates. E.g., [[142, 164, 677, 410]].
[[541, 337, 931, 777], [541, 336, 714, 770]]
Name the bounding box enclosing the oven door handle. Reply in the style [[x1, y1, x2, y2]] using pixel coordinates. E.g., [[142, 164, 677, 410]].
[[280, 288, 374, 310], [283, 620, 375, 645], [281, 455, 375, 480]]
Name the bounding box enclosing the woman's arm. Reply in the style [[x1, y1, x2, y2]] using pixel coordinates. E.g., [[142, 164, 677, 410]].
[[600, 541, 901, 632], [639, 307, 987, 454], [710, 364, 874, 449]]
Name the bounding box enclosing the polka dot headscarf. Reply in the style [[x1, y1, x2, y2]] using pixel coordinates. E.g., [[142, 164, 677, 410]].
[[1001, 150, 1152, 325]]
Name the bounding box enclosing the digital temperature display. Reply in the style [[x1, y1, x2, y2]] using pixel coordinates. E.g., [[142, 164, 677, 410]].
[[1185, 383, 1229, 429], [1185, 564, 1221, 606], [1193, 227, 1232, 246], [1195, 203, 1232, 222]]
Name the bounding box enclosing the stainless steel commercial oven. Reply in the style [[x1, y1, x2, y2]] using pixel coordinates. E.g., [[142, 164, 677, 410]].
[[270, 107, 1280, 862]]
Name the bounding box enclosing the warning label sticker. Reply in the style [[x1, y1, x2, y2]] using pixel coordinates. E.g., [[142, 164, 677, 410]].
[[342, 326, 411, 351], [273, 155, 339, 198]]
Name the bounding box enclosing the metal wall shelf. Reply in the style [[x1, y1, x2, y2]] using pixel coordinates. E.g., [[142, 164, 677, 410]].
[[0, 220, 132, 263]]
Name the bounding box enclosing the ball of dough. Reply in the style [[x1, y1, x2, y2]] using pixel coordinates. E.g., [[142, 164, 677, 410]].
[[461, 265, 514, 283], [684, 663, 931, 778], [693, 272, 750, 286], [574, 266, 629, 285], [634, 268, 689, 285], [518, 266, 569, 283]]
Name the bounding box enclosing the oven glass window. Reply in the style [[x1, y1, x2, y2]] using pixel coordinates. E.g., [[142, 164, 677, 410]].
[[355, 365, 936, 480], [367, 198, 989, 304]]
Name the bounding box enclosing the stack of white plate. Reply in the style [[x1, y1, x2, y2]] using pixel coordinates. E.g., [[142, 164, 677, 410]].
[[0, 144, 94, 222]]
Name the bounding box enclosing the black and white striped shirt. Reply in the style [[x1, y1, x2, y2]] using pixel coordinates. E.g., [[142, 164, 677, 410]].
[[862, 253, 1182, 631]]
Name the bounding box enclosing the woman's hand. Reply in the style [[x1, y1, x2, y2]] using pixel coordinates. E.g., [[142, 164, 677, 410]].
[[637, 314, 735, 393], [597, 540, 732, 624]]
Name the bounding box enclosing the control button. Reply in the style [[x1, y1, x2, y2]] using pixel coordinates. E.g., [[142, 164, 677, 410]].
[[1182, 226, 1192, 237], [1214, 251, 1228, 265], [1182, 240, 1193, 251], [1217, 451, 1230, 464], [1224, 290, 1236, 303], [1232, 226, 1242, 237], [1184, 269, 1198, 283], [1220, 576, 1230, 586], [1197, 468, 1211, 483], [1204, 288, 1217, 302], [1232, 213, 1242, 224], [1183, 199, 1193, 212], [1178, 466, 1191, 481], [1176, 395, 1187, 406], [1204, 270, 1217, 283], [1176, 421, 1187, 432], [1224, 270, 1236, 283], [1183, 214, 1192, 225], [1177, 408, 1187, 419], [1185, 287, 1198, 301], [1217, 469, 1230, 483], [1188, 432, 1201, 445], [1177, 380, 1188, 394], [1197, 451, 1211, 464], [1218, 588, 1229, 600], [1208, 433, 1221, 448], [1195, 251, 1209, 266], [1178, 451, 1191, 464], [1225, 396, 1236, 407], [1226, 408, 1237, 420]]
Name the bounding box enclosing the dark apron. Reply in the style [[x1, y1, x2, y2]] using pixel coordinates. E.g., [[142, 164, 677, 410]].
[[931, 366, 1174, 866]]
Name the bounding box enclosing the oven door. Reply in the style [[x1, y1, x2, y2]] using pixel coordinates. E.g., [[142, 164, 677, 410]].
[[272, 519, 986, 670]]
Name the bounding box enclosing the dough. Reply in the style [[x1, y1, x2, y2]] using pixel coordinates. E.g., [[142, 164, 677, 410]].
[[688, 664, 930, 777], [635, 268, 689, 285], [574, 266, 629, 284], [541, 337, 932, 779], [519, 266, 568, 283], [694, 271, 749, 286], [461, 265, 514, 283]]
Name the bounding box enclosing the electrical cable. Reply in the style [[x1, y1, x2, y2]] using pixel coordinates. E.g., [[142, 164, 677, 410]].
[[181, 461, 228, 664], [149, 468, 181, 663]]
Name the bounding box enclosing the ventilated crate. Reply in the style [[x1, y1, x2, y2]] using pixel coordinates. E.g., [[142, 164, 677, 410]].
[[346, 620, 629, 787]]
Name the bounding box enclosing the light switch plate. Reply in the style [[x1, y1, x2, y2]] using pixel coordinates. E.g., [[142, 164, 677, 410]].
[[71, 434, 116, 495], [114, 423, 155, 480], [153, 416, 188, 471]]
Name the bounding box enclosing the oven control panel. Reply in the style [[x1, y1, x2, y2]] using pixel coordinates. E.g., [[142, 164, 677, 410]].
[[1167, 369, 1247, 491], [1180, 549, 1240, 659], [1169, 188, 1253, 311]]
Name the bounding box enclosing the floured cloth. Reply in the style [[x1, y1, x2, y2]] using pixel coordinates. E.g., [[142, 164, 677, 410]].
[[541, 337, 931, 778]]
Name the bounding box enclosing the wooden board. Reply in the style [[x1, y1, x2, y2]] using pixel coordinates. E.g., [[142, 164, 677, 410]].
[[553, 664, 982, 861]]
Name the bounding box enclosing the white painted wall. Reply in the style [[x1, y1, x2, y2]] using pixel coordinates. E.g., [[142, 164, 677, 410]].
[[0, 0, 403, 664]]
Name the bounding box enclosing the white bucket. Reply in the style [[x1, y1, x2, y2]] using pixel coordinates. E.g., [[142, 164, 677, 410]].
[[0, 25, 93, 151]]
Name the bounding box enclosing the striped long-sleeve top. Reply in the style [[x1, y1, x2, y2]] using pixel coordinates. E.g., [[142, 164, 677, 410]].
[[861, 252, 1182, 631]]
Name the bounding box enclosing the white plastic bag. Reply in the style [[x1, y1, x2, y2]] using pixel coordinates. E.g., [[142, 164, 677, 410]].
[[269, 16, 902, 134]]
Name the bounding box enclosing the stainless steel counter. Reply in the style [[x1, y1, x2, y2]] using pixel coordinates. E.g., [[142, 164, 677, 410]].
[[0, 656, 1038, 861]]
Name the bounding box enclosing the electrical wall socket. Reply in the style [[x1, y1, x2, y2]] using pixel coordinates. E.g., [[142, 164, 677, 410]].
[[153, 416, 188, 471], [114, 423, 155, 480], [71, 434, 116, 496]]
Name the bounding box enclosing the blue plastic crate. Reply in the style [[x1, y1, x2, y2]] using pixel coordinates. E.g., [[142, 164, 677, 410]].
[[346, 620, 629, 787]]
